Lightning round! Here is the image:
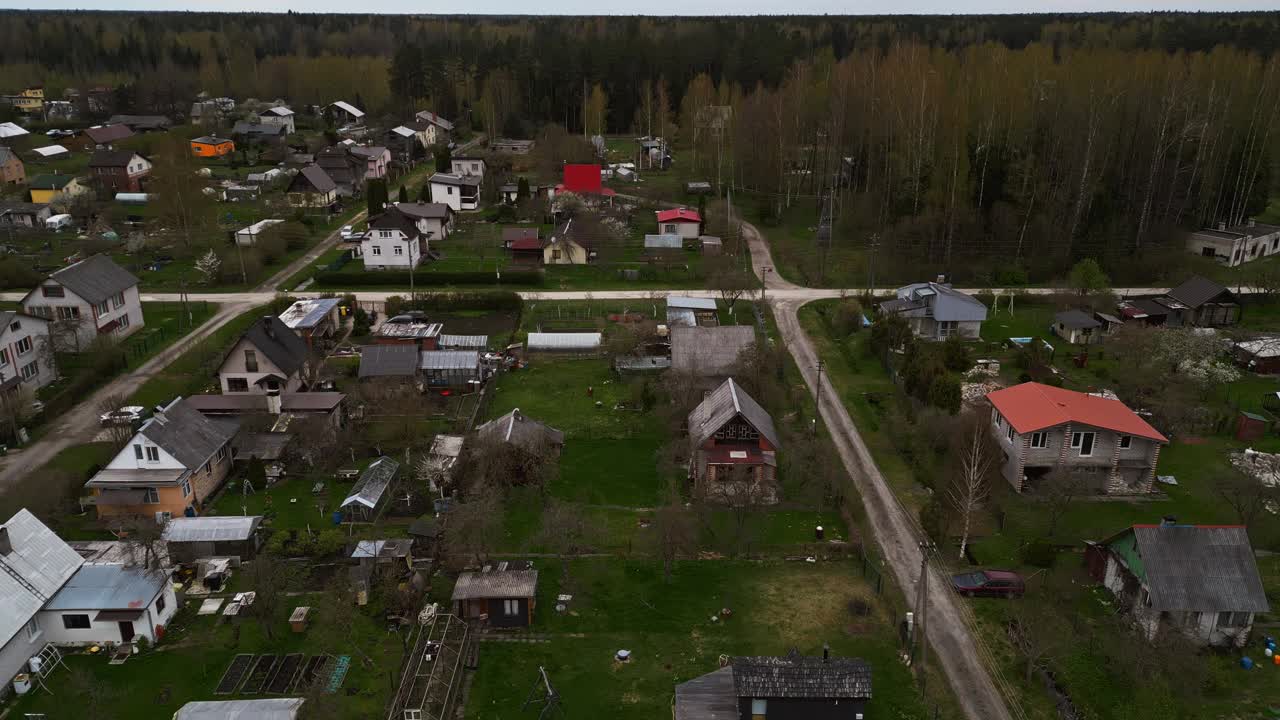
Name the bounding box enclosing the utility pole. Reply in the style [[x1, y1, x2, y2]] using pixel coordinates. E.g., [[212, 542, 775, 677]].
[[817, 190, 833, 284], [867, 233, 881, 295], [761, 266, 771, 302], [812, 360, 825, 435], [913, 540, 935, 685]]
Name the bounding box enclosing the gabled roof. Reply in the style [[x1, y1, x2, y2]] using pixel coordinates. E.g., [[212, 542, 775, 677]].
[[44, 563, 167, 611], [278, 298, 340, 330], [419, 350, 480, 371], [328, 100, 365, 118], [89, 149, 143, 168], [31, 145, 68, 158], [261, 106, 295, 117], [289, 165, 336, 194], [502, 227, 542, 250], [368, 207, 423, 239], [688, 378, 780, 450], [474, 409, 564, 452], [559, 163, 615, 196], [349, 145, 389, 159], [885, 282, 987, 323], [40, 254, 139, 304], [28, 174, 75, 190], [140, 398, 238, 470], [0, 122, 29, 139], [0, 201, 49, 215], [232, 122, 287, 136], [0, 509, 84, 645], [1110, 525, 1269, 613], [986, 382, 1167, 442], [238, 316, 310, 378], [395, 202, 451, 220], [671, 326, 756, 377], [415, 110, 454, 131], [162, 515, 262, 543], [191, 135, 232, 145], [731, 652, 872, 700], [83, 124, 133, 144], [1054, 309, 1101, 330], [1165, 275, 1235, 309], [657, 208, 702, 223], [451, 568, 538, 600], [341, 456, 400, 509]]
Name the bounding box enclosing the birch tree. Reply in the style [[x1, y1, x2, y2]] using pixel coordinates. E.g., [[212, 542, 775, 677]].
[[947, 413, 995, 560]]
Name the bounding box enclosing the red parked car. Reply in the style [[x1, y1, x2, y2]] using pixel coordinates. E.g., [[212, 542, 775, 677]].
[[951, 570, 1026, 598]]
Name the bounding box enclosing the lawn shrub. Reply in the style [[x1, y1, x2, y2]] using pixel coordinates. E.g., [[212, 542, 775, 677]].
[[1019, 540, 1058, 568]]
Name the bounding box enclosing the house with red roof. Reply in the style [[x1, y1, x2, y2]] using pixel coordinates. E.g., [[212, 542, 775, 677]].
[[554, 164, 615, 207], [656, 207, 702, 239], [986, 382, 1167, 494]]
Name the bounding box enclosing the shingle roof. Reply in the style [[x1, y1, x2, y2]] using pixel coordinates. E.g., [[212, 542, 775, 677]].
[[474, 409, 564, 451], [1054, 309, 1101, 330], [688, 378, 780, 450], [44, 564, 167, 611], [141, 398, 238, 470], [162, 516, 262, 543], [674, 666, 737, 720], [394, 202, 451, 221], [0, 509, 84, 645], [232, 122, 286, 136], [1121, 525, 1269, 613], [368, 207, 422, 238], [451, 569, 538, 600], [89, 149, 140, 168], [671, 326, 756, 376], [28, 173, 74, 190], [240, 316, 310, 377], [731, 652, 872, 699], [290, 165, 336, 194], [341, 456, 400, 509], [986, 382, 1167, 442], [1166, 276, 1234, 309], [83, 124, 133, 144], [44, 254, 139, 304]]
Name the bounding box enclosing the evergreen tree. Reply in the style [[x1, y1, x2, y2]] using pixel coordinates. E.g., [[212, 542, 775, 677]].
[[367, 179, 388, 216], [398, 185, 409, 204], [517, 176, 531, 203]]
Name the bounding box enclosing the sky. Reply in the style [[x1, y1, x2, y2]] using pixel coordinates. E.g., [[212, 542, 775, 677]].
[[4, 0, 1279, 14]]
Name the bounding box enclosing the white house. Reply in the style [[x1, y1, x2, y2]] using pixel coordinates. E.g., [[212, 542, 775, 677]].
[[0, 310, 56, 391], [0, 509, 84, 696], [429, 173, 481, 212], [235, 219, 284, 247], [449, 156, 486, 178], [350, 146, 391, 180], [258, 105, 295, 134], [655, 208, 702, 239], [414, 111, 454, 145], [363, 207, 426, 270], [217, 316, 311, 395], [21, 254, 144, 351], [1186, 220, 1280, 267], [38, 564, 177, 647]]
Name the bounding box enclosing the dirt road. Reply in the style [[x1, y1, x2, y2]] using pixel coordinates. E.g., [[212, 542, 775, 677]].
[[770, 299, 1016, 720], [0, 301, 253, 492]]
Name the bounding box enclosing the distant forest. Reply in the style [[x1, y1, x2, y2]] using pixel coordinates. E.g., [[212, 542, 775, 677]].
[[2, 10, 1279, 282]]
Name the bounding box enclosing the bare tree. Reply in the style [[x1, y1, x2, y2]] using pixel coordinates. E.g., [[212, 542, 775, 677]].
[[651, 481, 698, 583], [442, 488, 502, 565], [947, 413, 996, 560], [1213, 463, 1279, 529], [111, 515, 166, 570], [96, 392, 135, 449], [535, 498, 598, 584], [1040, 467, 1088, 538], [708, 256, 753, 316], [1006, 594, 1070, 683], [244, 555, 302, 641]]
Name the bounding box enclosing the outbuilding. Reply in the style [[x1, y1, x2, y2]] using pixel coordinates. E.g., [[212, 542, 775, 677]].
[[339, 457, 400, 523], [451, 564, 538, 628], [162, 515, 264, 563], [1234, 338, 1280, 374], [419, 350, 482, 389], [526, 332, 602, 354], [1052, 309, 1102, 345]]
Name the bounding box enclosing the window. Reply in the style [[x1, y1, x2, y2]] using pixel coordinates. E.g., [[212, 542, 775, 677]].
[[1217, 611, 1250, 628], [447, 186, 454, 195], [20, 362, 38, 380], [995, 413, 1003, 428], [1006, 426, 1015, 442], [134, 444, 143, 460], [937, 320, 957, 337], [1030, 432, 1048, 448], [41, 284, 64, 298], [379, 230, 392, 238], [1202, 246, 1217, 258], [15, 336, 32, 355], [181, 478, 191, 497], [502, 599, 519, 616], [217, 445, 228, 461], [244, 349, 258, 373], [112, 292, 125, 309], [62, 614, 91, 630], [1071, 432, 1096, 456], [28, 305, 51, 319], [664, 223, 677, 233], [25, 616, 39, 641], [394, 245, 404, 256], [371, 246, 382, 256], [142, 487, 159, 504], [96, 300, 109, 316], [145, 446, 160, 462], [156, 594, 166, 613], [8, 321, 18, 332], [227, 377, 249, 393], [751, 699, 767, 720], [202, 461, 211, 474], [117, 314, 129, 330], [0, 348, 8, 367], [1071, 432, 1081, 447], [56, 306, 80, 320], [1119, 435, 1132, 449]]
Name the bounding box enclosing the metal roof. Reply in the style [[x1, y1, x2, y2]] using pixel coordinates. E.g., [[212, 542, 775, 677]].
[[688, 378, 780, 450], [139, 398, 238, 471], [439, 334, 488, 350], [1166, 275, 1235, 309], [0, 509, 84, 645], [359, 344, 419, 378], [261, 106, 294, 117], [341, 456, 400, 510], [419, 350, 480, 371], [175, 699, 304, 720], [1054, 309, 1101, 330], [987, 382, 1167, 442], [887, 282, 988, 323], [671, 326, 756, 376], [32, 144, 68, 157], [42, 254, 139, 304], [1236, 338, 1280, 359], [1123, 525, 1269, 613], [668, 296, 718, 311], [278, 298, 340, 330], [0, 122, 29, 139], [375, 322, 443, 339], [474, 409, 564, 451], [644, 234, 684, 249], [45, 564, 167, 611], [351, 538, 413, 559], [667, 308, 697, 327], [451, 569, 538, 600], [430, 434, 465, 459], [526, 332, 601, 350], [85, 468, 188, 487], [731, 652, 872, 699], [162, 516, 262, 543], [329, 100, 365, 118], [281, 392, 344, 412]]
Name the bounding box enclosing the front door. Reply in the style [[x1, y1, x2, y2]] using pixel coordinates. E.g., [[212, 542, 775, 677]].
[[119, 621, 135, 643]]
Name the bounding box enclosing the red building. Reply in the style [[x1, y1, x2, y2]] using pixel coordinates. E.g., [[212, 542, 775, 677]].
[[687, 378, 780, 504], [89, 150, 151, 193]]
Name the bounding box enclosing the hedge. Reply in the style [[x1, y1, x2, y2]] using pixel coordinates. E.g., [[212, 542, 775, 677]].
[[385, 290, 524, 313], [313, 269, 545, 287]]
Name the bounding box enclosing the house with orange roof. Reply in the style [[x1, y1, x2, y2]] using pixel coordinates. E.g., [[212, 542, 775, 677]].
[[986, 382, 1167, 494]]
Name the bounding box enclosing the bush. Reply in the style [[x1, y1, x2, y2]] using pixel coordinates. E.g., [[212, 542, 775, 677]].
[[927, 374, 961, 414], [941, 335, 971, 371], [0, 257, 41, 290], [314, 269, 544, 287], [831, 300, 864, 337], [1020, 540, 1058, 568]]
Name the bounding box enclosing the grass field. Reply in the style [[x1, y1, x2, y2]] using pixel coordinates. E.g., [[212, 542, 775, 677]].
[[129, 304, 270, 408]]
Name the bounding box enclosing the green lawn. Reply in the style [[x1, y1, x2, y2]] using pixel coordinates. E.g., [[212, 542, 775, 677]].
[[129, 305, 269, 408], [463, 558, 943, 720]]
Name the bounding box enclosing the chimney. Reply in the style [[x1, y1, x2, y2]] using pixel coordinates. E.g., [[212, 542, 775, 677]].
[[822, 643, 830, 663], [266, 389, 282, 415], [1218, 221, 1227, 231], [1160, 515, 1177, 528], [262, 317, 275, 339], [935, 274, 946, 284], [1249, 219, 1256, 228], [0, 526, 10, 555]]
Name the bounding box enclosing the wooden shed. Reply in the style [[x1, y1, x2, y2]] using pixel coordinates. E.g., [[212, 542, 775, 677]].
[[451, 564, 538, 628], [1236, 411, 1270, 442]]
